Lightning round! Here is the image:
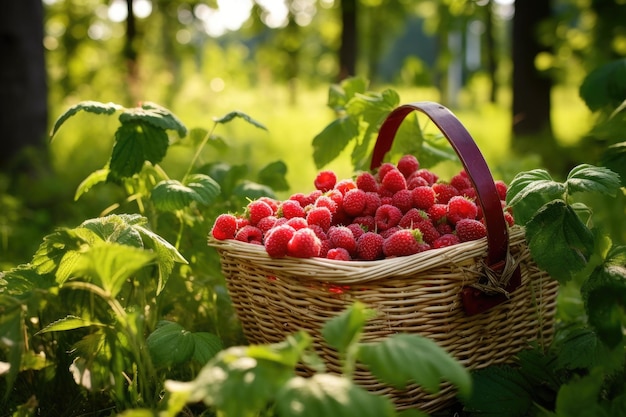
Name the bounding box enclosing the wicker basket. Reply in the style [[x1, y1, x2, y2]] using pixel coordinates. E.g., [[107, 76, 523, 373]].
[[208, 102, 559, 414]]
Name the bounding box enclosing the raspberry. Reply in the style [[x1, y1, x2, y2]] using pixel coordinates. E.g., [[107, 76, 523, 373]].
[[264, 224, 296, 257], [306, 190, 323, 206], [306, 206, 332, 231], [287, 227, 322, 258], [447, 195, 478, 225], [356, 171, 379, 192], [413, 169, 438, 186], [258, 197, 280, 214], [495, 180, 508, 201], [328, 225, 357, 254], [352, 215, 376, 232], [257, 215, 278, 234], [407, 174, 430, 189], [380, 168, 407, 193], [392, 189, 414, 213], [246, 200, 273, 225], [325, 189, 344, 210], [416, 221, 440, 245], [455, 218, 487, 242], [235, 225, 264, 244], [376, 162, 396, 182], [210, 213, 239, 240], [346, 222, 365, 240], [375, 204, 403, 231], [319, 238, 332, 258], [326, 247, 351, 261], [308, 224, 328, 241], [504, 210, 515, 227], [286, 217, 308, 230], [432, 233, 460, 249], [363, 192, 381, 216], [428, 203, 448, 224], [460, 187, 477, 200], [450, 171, 472, 192], [289, 193, 310, 208], [399, 208, 427, 229], [436, 222, 453, 235], [334, 178, 357, 195], [382, 229, 424, 257], [314, 170, 337, 192], [356, 231, 384, 260], [380, 225, 401, 239], [279, 199, 305, 219], [342, 188, 367, 217], [314, 195, 338, 215], [433, 182, 460, 204], [411, 186, 436, 210], [397, 154, 420, 178]]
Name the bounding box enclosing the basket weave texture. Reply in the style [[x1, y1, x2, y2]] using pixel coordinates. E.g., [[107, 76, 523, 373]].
[[208, 102, 559, 413]]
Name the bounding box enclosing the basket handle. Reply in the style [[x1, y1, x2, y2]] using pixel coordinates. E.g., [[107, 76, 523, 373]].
[[370, 101, 521, 316]]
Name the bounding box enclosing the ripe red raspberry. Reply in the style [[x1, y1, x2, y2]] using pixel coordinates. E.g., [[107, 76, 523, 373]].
[[382, 229, 424, 257], [287, 227, 322, 258], [375, 204, 403, 231], [436, 222, 453, 235], [363, 192, 381, 216], [428, 203, 448, 224], [504, 210, 515, 227], [460, 187, 477, 200], [235, 225, 264, 244], [495, 180, 508, 201], [356, 171, 379, 192], [334, 178, 357, 195], [433, 182, 460, 204], [392, 189, 414, 213], [397, 154, 420, 178], [447, 195, 478, 225], [342, 188, 367, 217], [399, 208, 428, 229], [286, 217, 308, 230], [352, 215, 376, 232], [246, 200, 273, 225], [432, 233, 460, 249], [306, 206, 332, 231], [346, 222, 365, 240], [356, 231, 384, 260], [380, 168, 407, 194], [306, 190, 323, 206], [257, 215, 278, 234], [411, 186, 436, 210], [328, 225, 357, 254], [413, 169, 438, 186], [210, 213, 239, 240], [416, 220, 440, 245], [450, 171, 472, 192], [455, 218, 487, 242], [376, 162, 397, 182], [314, 170, 337, 192], [325, 189, 344, 210], [279, 199, 305, 219], [380, 225, 401, 239], [258, 196, 280, 214], [319, 238, 332, 258], [264, 224, 296, 257], [314, 195, 338, 215], [289, 192, 309, 208], [326, 247, 351, 261]]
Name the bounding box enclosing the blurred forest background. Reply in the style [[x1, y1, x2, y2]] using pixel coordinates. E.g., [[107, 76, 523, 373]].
[[1, 0, 626, 267]]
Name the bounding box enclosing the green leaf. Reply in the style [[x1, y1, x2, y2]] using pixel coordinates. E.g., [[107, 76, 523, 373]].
[[119, 101, 187, 137], [0, 264, 55, 296], [74, 168, 110, 200], [357, 333, 472, 399], [506, 169, 565, 207], [37, 315, 107, 334], [554, 369, 609, 417], [276, 373, 396, 417], [80, 214, 144, 248], [463, 365, 534, 417], [192, 332, 223, 365], [525, 201, 595, 284], [328, 76, 369, 110], [109, 121, 170, 180], [257, 160, 290, 192], [565, 164, 621, 196], [31, 227, 99, 275], [601, 142, 626, 187], [69, 242, 155, 298], [147, 321, 196, 367], [50, 100, 123, 138], [579, 58, 626, 112], [213, 110, 267, 130], [0, 295, 26, 399], [233, 181, 277, 201], [554, 327, 624, 372], [151, 174, 221, 212], [312, 116, 359, 169], [321, 301, 375, 357]]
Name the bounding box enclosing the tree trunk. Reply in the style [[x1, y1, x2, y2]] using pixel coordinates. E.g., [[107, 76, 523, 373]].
[[338, 0, 357, 80], [485, 0, 498, 103], [511, 0, 553, 140], [0, 0, 48, 172]]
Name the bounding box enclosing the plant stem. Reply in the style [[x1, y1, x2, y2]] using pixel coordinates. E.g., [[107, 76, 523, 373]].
[[183, 123, 218, 181]]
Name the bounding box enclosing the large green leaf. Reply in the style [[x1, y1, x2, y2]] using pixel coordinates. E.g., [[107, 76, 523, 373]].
[[192, 332, 223, 365], [601, 142, 626, 187], [213, 110, 267, 130], [579, 58, 626, 112], [37, 315, 107, 334], [327, 76, 369, 111], [321, 301, 376, 357], [31, 227, 100, 275], [147, 321, 196, 367], [554, 327, 624, 372], [74, 168, 110, 201], [506, 169, 565, 207], [151, 174, 221, 212], [276, 374, 396, 417], [80, 214, 144, 248], [50, 100, 123, 138], [357, 333, 472, 399], [565, 164, 621, 196], [525, 201, 594, 284], [258, 160, 289, 192], [109, 121, 170, 180], [463, 365, 534, 417], [312, 116, 359, 169], [119, 102, 187, 138], [554, 370, 609, 417]]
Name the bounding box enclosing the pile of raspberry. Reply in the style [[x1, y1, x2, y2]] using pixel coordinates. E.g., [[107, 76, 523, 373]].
[[210, 155, 514, 260]]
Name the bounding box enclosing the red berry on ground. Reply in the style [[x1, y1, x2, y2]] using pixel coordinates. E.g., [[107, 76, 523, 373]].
[[314, 170, 337, 192], [455, 218, 487, 242], [211, 213, 239, 240]]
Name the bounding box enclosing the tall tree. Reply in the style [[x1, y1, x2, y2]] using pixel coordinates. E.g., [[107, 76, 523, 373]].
[[511, 0, 554, 144], [0, 0, 48, 174], [338, 0, 358, 80]]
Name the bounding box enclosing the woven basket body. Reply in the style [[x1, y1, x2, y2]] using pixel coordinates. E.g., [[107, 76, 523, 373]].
[[208, 102, 559, 413]]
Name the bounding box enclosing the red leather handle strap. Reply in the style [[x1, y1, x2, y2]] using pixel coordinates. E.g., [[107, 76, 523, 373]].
[[371, 102, 518, 315]]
